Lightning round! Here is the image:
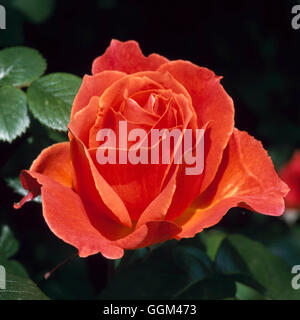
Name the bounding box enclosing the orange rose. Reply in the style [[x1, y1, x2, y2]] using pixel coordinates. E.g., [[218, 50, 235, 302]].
[[280, 150, 300, 209], [14, 40, 289, 259]]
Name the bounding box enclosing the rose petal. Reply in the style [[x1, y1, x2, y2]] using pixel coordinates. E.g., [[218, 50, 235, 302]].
[[14, 142, 73, 209], [88, 74, 163, 148], [135, 71, 193, 105], [71, 71, 125, 120], [30, 142, 73, 188], [280, 151, 300, 208], [69, 96, 99, 147], [121, 97, 159, 126], [89, 147, 172, 221], [68, 126, 133, 229], [115, 220, 181, 249], [175, 129, 289, 238], [92, 39, 169, 75], [15, 170, 181, 257], [88, 91, 192, 221], [19, 171, 124, 259], [158, 61, 234, 193], [136, 165, 179, 228]]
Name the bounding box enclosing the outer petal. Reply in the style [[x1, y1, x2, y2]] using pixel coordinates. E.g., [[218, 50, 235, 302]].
[[70, 71, 125, 120], [92, 39, 169, 75], [176, 129, 289, 238], [30, 142, 72, 187], [18, 171, 124, 259], [14, 142, 72, 209], [15, 170, 182, 258], [158, 60, 234, 193], [280, 150, 300, 208], [115, 220, 181, 249]]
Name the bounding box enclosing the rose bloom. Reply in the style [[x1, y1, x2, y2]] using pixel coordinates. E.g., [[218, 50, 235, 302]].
[[14, 40, 289, 259], [280, 150, 300, 209]]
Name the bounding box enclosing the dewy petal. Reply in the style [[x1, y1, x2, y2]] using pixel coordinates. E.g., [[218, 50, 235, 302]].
[[71, 71, 126, 120], [92, 39, 169, 75], [158, 60, 234, 193], [175, 129, 290, 238]]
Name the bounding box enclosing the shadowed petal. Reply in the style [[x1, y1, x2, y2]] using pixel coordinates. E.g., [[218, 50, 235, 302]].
[[116, 220, 181, 249]]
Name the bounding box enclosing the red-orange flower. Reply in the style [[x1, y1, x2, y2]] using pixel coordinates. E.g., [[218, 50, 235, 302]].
[[280, 151, 300, 209], [14, 40, 289, 259]]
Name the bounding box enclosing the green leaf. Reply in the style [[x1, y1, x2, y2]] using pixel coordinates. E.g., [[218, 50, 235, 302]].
[[0, 225, 19, 259], [267, 226, 300, 267], [0, 86, 29, 142], [202, 230, 227, 260], [0, 47, 46, 87], [46, 128, 68, 143], [215, 238, 251, 276], [27, 73, 82, 131], [170, 246, 235, 300], [117, 248, 148, 269], [100, 243, 216, 300], [175, 275, 236, 300], [172, 246, 213, 283], [0, 224, 48, 300], [216, 234, 300, 300], [235, 282, 266, 300], [0, 270, 49, 300], [100, 245, 189, 300], [0, 257, 28, 278], [12, 0, 55, 24]]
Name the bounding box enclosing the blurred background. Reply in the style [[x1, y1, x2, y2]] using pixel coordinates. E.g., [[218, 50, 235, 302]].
[[0, 0, 299, 299]]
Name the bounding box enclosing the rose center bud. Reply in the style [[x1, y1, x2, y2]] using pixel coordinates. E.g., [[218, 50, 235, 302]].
[[88, 86, 199, 222]]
